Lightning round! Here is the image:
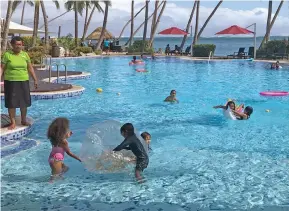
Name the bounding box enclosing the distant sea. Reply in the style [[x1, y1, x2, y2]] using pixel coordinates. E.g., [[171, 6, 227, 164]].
[[117, 36, 288, 56]]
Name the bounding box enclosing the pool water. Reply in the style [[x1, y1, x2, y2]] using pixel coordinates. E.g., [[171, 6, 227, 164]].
[[1, 57, 289, 211]]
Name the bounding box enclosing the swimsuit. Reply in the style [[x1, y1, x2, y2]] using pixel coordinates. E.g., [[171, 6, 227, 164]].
[[113, 134, 149, 171], [48, 146, 65, 165]]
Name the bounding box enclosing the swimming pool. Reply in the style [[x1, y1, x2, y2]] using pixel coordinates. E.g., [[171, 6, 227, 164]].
[[1, 57, 289, 211]]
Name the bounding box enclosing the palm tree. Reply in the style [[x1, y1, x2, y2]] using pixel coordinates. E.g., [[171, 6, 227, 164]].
[[148, 0, 166, 48], [125, 1, 164, 46], [259, 0, 284, 49], [96, 1, 111, 50], [265, 0, 272, 43], [130, 0, 134, 47], [193, 0, 200, 45], [196, 0, 223, 40], [1, 0, 13, 52], [65, 1, 86, 46], [141, 0, 149, 53], [32, 0, 40, 47], [150, 0, 158, 40], [180, 0, 197, 50], [82, 1, 103, 41], [11, 1, 34, 25], [118, 4, 146, 39], [40, 0, 60, 50]]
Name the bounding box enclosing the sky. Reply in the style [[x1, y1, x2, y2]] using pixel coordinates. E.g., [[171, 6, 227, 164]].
[[1, 0, 289, 38]]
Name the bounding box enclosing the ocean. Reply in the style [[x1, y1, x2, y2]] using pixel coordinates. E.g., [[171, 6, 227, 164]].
[[117, 36, 287, 56]]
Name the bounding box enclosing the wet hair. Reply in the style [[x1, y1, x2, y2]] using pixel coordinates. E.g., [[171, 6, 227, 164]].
[[244, 106, 253, 116], [120, 123, 134, 136], [170, 90, 176, 94], [47, 117, 70, 146], [226, 101, 236, 110], [141, 132, 151, 140], [11, 36, 23, 44], [133, 56, 136, 60]]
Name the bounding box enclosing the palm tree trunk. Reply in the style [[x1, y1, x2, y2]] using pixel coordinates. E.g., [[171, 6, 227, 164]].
[[118, 4, 146, 39], [1, 0, 13, 52], [40, 0, 49, 50], [82, 6, 96, 41], [32, 1, 40, 47], [20, 1, 26, 25], [196, 0, 223, 40], [82, 3, 89, 41], [96, 2, 109, 50], [74, 2, 78, 46], [148, 0, 166, 48], [141, 0, 149, 53], [129, 0, 134, 46], [39, 10, 71, 29], [125, 2, 163, 46], [180, 0, 197, 50], [265, 0, 272, 43], [150, 0, 158, 40], [193, 0, 200, 45], [259, 0, 284, 49]]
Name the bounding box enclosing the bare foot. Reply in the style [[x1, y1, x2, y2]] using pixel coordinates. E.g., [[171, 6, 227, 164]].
[[8, 123, 16, 130], [21, 121, 31, 126]]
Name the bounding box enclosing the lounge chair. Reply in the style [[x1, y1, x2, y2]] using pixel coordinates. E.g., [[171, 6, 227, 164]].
[[170, 45, 181, 55], [180, 46, 191, 56], [227, 47, 247, 59], [246, 47, 254, 58]]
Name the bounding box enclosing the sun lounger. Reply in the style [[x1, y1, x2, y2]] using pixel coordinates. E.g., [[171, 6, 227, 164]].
[[227, 47, 247, 59], [180, 46, 191, 56]]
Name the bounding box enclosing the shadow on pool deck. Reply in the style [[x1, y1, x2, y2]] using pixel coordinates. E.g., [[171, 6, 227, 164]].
[[1, 193, 289, 211], [1, 70, 83, 93]]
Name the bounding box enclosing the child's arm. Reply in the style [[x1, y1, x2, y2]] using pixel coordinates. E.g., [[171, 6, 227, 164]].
[[113, 139, 131, 152], [213, 105, 226, 109], [63, 140, 82, 162]]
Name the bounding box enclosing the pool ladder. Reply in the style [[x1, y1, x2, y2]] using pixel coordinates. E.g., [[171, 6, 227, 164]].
[[48, 63, 68, 84]]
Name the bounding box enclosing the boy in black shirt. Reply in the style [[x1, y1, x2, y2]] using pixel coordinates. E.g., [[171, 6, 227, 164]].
[[113, 123, 149, 182]]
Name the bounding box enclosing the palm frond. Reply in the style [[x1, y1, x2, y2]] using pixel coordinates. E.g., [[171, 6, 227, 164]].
[[52, 0, 60, 9], [12, 1, 22, 13], [26, 1, 34, 6], [91, 0, 104, 13]]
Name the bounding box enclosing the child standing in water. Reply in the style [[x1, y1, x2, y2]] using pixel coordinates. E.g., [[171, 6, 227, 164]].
[[141, 132, 152, 152], [164, 90, 179, 103], [47, 117, 81, 181], [113, 123, 149, 182]]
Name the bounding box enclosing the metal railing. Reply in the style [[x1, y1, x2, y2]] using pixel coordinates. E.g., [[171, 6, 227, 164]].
[[48, 63, 67, 83]]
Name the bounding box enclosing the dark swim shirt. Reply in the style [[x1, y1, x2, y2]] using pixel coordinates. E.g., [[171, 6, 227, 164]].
[[113, 134, 148, 160]]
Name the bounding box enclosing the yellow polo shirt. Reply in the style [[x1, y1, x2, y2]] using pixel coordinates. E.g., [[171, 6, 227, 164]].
[[1, 50, 31, 81]]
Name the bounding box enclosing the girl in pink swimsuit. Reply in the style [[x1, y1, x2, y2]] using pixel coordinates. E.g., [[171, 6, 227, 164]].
[[47, 117, 81, 181]]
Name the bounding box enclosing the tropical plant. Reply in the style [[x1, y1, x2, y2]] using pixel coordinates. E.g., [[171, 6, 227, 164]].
[[65, 1, 86, 46], [96, 1, 111, 50], [1, 0, 13, 52], [32, 0, 40, 47], [180, 0, 197, 50], [141, 0, 149, 53], [259, 0, 284, 49], [193, 44, 216, 57], [129, 0, 134, 47], [82, 0, 103, 41], [265, 0, 272, 43], [192, 0, 200, 45], [148, 0, 166, 48], [150, 0, 158, 40], [127, 40, 154, 53], [118, 4, 146, 39], [11, 1, 34, 26]]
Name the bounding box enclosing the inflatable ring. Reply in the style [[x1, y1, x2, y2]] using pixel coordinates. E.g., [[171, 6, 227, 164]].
[[136, 69, 148, 72], [129, 61, 145, 65], [260, 91, 288, 97]]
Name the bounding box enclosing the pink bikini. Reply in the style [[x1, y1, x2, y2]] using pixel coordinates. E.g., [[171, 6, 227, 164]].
[[48, 146, 65, 165]]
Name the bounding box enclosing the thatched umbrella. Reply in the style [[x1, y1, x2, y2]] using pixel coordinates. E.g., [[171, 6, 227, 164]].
[[86, 27, 114, 40]]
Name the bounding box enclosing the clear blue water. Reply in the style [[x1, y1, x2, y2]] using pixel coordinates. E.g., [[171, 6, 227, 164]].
[[1, 57, 289, 211]]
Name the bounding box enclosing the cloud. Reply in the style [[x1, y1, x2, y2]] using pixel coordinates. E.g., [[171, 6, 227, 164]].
[[1, 0, 289, 38]]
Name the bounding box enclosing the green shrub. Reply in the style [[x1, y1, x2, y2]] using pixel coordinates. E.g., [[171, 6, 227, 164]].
[[27, 51, 44, 64], [73, 47, 93, 56], [193, 44, 216, 57], [22, 36, 41, 49], [127, 40, 154, 53], [265, 40, 286, 54], [94, 50, 102, 55]]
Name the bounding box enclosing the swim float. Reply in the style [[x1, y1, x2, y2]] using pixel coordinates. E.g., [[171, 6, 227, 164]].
[[136, 69, 148, 72], [223, 108, 237, 120], [260, 91, 288, 97]]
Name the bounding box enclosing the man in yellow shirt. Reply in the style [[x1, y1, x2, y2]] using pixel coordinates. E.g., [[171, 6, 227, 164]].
[[1, 36, 38, 130]]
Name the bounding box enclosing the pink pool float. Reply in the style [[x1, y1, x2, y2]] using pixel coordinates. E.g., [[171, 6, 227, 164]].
[[260, 91, 288, 97], [136, 69, 148, 73], [129, 61, 144, 65]]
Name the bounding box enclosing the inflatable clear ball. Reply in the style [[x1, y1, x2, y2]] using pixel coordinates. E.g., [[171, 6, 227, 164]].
[[80, 120, 148, 173]]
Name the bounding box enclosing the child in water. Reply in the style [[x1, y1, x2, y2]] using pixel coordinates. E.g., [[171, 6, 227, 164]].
[[141, 132, 152, 152], [47, 117, 82, 181], [164, 90, 179, 103], [113, 123, 149, 182], [213, 100, 236, 111], [232, 106, 253, 120], [131, 56, 142, 64]]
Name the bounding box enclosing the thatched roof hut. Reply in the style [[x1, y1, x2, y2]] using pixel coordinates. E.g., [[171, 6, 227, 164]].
[[85, 27, 114, 40]]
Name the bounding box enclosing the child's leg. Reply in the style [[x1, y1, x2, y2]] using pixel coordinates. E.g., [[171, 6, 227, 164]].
[[49, 161, 64, 182], [62, 163, 69, 174]]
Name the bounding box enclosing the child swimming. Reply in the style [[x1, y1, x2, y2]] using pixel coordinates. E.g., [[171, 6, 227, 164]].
[[113, 123, 149, 182], [232, 106, 253, 120], [141, 132, 152, 152], [164, 90, 179, 103], [131, 56, 142, 64], [47, 117, 81, 181]]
